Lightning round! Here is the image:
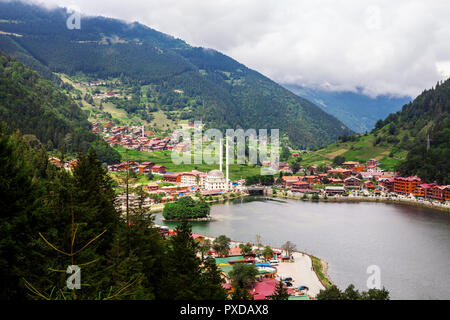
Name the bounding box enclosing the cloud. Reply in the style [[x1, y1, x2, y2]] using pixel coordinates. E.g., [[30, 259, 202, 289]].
[[22, 0, 450, 98]]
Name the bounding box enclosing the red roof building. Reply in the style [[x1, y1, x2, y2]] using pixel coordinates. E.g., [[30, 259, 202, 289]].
[[151, 165, 166, 173], [429, 185, 450, 201], [163, 172, 183, 182], [344, 176, 361, 190], [379, 178, 395, 193], [251, 278, 294, 300], [352, 164, 366, 173], [291, 181, 310, 192], [228, 246, 242, 257], [342, 161, 360, 170], [414, 183, 436, 199], [281, 176, 302, 188], [327, 168, 352, 178], [366, 159, 378, 167], [364, 180, 377, 190], [394, 176, 422, 195]]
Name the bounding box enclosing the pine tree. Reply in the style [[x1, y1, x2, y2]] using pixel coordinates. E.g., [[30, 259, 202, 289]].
[[160, 220, 202, 299], [198, 257, 227, 300], [0, 127, 49, 299], [270, 280, 290, 300]]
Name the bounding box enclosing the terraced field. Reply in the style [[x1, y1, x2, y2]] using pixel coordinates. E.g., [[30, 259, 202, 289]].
[[300, 134, 406, 171]]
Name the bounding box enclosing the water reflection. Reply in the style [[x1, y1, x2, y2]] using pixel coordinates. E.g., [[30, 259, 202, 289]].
[[154, 197, 450, 299]]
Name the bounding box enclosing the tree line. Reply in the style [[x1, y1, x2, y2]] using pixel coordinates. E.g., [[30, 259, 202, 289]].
[[0, 127, 225, 300], [0, 52, 120, 164]]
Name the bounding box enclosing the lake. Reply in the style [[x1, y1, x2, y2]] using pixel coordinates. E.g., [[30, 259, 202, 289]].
[[154, 196, 450, 299]]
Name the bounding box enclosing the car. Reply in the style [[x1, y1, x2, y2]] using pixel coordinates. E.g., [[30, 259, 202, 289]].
[[269, 259, 279, 265], [282, 277, 293, 282]]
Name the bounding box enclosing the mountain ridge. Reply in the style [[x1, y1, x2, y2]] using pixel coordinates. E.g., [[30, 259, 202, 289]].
[[284, 83, 411, 133], [0, 1, 353, 149]]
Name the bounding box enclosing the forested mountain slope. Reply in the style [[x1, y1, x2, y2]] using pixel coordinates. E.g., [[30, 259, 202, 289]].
[[284, 84, 410, 133], [0, 1, 353, 149], [0, 51, 120, 163], [302, 78, 449, 184], [390, 79, 450, 184]]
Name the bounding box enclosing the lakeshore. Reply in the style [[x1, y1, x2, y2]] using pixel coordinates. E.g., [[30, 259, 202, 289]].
[[269, 189, 450, 212], [154, 226, 329, 298], [148, 191, 449, 215], [154, 197, 450, 299]]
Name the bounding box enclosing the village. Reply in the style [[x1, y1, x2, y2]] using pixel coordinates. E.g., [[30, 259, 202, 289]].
[[49, 150, 450, 212], [45, 141, 449, 301], [153, 227, 324, 300], [274, 159, 450, 202], [92, 121, 182, 152]]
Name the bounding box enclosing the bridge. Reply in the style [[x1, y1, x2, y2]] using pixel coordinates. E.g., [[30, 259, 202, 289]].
[[246, 186, 265, 195]]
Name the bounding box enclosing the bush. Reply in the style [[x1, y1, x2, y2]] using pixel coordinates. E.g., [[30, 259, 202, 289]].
[[162, 196, 210, 220]]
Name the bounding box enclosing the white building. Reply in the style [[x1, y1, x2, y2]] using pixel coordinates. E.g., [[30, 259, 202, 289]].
[[179, 171, 206, 189], [204, 170, 231, 190]]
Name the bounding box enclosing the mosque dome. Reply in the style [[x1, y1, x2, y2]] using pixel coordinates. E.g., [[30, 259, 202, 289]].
[[207, 169, 224, 178]]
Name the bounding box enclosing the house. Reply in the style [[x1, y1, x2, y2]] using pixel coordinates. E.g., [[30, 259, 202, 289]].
[[344, 176, 361, 190], [304, 175, 319, 184], [163, 172, 183, 183], [281, 176, 301, 188], [414, 183, 436, 199], [137, 162, 155, 173], [393, 176, 422, 195], [291, 181, 310, 192], [144, 183, 159, 191], [151, 165, 166, 174], [251, 278, 294, 300], [279, 164, 293, 174], [342, 161, 360, 170], [379, 178, 395, 193], [175, 142, 190, 152], [278, 162, 291, 172], [366, 159, 378, 167], [352, 164, 366, 173], [179, 171, 207, 188], [428, 185, 450, 201], [48, 157, 63, 168], [325, 186, 345, 195], [327, 168, 352, 178], [200, 190, 222, 196], [375, 173, 395, 181], [364, 180, 377, 190], [68, 159, 79, 171], [228, 246, 242, 257], [307, 165, 318, 175], [360, 172, 374, 180], [327, 178, 344, 185]]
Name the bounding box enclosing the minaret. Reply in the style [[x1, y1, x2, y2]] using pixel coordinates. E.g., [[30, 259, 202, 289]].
[[219, 138, 223, 172], [225, 136, 229, 192], [141, 125, 145, 138]]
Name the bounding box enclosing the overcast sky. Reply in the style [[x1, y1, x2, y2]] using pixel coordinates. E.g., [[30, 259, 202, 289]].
[[29, 0, 450, 98]]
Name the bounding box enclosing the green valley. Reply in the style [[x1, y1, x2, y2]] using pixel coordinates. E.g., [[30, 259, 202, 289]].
[[0, 1, 353, 150]]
